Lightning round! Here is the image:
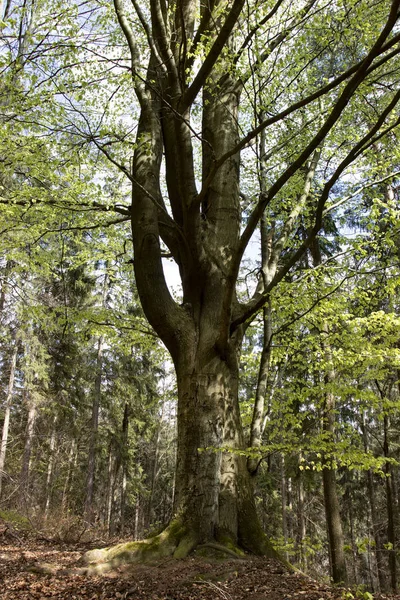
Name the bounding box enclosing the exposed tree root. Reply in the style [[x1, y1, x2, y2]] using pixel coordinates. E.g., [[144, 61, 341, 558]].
[[82, 519, 190, 567], [76, 518, 290, 574], [196, 542, 246, 559]]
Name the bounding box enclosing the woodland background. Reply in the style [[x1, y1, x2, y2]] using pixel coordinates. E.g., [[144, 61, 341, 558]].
[[1, 0, 400, 594]]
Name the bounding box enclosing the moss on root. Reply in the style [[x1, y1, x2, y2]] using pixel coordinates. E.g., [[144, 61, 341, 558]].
[[83, 519, 189, 566], [83, 517, 291, 571]]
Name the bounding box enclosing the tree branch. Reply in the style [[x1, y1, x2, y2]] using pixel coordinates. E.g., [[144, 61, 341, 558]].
[[180, 0, 245, 110], [231, 84, 400, 331]]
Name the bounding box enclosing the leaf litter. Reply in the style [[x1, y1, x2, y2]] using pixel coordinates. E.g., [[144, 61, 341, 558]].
[[1, 530, 399, 600]]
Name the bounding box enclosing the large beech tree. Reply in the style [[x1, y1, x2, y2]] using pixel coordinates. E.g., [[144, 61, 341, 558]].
[[112, 0, 400, 557], [2, 0, 400, 560]]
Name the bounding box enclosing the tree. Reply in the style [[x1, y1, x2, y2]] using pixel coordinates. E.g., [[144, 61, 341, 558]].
[[100, 0, 400, 557], [2, 0, 400, 561]]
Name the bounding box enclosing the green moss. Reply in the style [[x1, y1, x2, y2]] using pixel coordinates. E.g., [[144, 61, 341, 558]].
[[83, 520, 188, 566], [216, 531, 246, 557], [0, 509, 30, 529], [173, 532, 198, 558]]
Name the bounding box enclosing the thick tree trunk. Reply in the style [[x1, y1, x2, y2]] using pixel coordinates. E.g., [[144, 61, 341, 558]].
[[172, 349, 277, 556]]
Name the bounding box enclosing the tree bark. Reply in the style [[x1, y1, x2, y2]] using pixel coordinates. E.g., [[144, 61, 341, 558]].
[[19, 392, 37, 507], [0, 341, 17, 498], [84, 335, 103, 522], [384, 413, 397, 591], [362, 411, 386, 592], [297, 461, 307, 570], [61, 438, 76, 514], [44, 416, 57, 519], [281, 454, 289, 561]]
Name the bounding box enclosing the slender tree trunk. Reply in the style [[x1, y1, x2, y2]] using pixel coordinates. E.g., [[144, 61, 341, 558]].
[[248, 298, 272, 474], [310, 239, 347, 584], [384, 414, 397, 591], [134, 495, 140, 541], [44, 416, 57, 519], [320, 331, 347, 583], [0, 341, 17, 498], [84, 335, 103, 521], [348, 501, 358, 585], [19, 392, 36, 507], [322, 463, 347, 583], [281, 453, 289, 561], [61, 438, 76, 514], [105, 444, 114, 533], [120, 469, 127, 535], [297, 461, 307, 569], [148, 402, 163, 527], [120, 403, 129, 534], [362, 411, 386, 592]]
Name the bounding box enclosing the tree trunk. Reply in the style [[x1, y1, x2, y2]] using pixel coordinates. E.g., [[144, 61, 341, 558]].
[[281, 453, 289, 561], [0, 341, 17, 498], [384, 414, 397, 591], [61, 438, 76, 514], [362, 411, 386, 592], [148, 402, 163, 527], [44, 416, 57, 519], [120, 403, 129, 534], [84, 335, 103, 522], [297, 461, 307, 570], [19, 392, 36, 507], [310, 237, 347, 584], [105, 443, 114, 533], [320, 334, 347, 583], [171, 350, 277, 556], [322, 464, 347, 583]]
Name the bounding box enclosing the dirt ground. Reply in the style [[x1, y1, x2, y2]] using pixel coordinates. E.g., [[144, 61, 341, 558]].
[[1, 530, 399, 600]]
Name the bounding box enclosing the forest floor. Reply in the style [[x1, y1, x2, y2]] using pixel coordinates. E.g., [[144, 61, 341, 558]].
[[1, 529, 400, 600]]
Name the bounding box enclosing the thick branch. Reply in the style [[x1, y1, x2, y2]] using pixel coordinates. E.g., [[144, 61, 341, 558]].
[[113, 0, 149, 107], [180, 0, 245, 110], [197, 31, 400, 208]]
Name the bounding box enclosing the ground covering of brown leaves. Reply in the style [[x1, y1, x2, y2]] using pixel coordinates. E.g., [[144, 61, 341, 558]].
[[1, 529, 400, 600]]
